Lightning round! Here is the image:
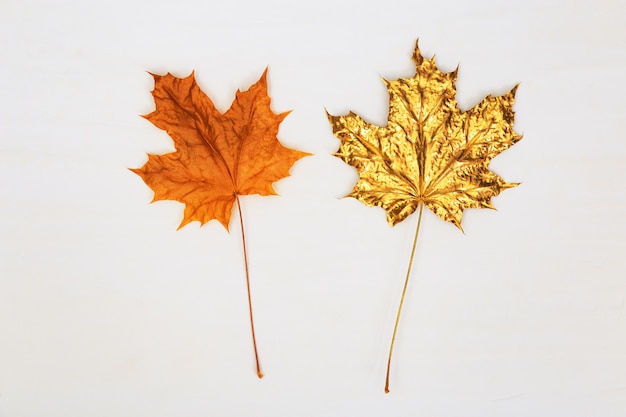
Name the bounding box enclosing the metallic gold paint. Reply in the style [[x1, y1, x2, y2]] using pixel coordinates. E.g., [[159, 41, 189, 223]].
[[328, 41, 522, 229]]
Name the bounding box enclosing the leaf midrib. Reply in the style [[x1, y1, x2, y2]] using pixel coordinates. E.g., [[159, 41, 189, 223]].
[[162, 81, 239, 195]]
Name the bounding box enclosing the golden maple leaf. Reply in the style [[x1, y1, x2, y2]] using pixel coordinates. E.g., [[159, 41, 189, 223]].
[[327, 41, 522, 392], [329, 42, 521, 230], [131, 69, 310, 378]]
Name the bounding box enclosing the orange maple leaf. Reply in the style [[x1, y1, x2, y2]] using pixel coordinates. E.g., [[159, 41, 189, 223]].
[[131, 69, 310, 378], [132, 69, 309, 230]]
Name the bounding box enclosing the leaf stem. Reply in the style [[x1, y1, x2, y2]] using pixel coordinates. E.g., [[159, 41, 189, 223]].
[[235, 195, 263, 378], [384, 202, 424, 393]]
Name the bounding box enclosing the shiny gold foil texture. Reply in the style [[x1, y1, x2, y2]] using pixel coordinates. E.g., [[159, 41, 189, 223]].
[[328, 41, 522, 230]]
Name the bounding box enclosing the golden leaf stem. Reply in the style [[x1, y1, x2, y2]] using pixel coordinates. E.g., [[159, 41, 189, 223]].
[[384, 202, 424, 393], [235, 195, 263, 379]]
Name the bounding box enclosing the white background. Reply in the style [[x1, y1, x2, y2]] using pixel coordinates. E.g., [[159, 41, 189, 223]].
[[1, 0, 625, 416]]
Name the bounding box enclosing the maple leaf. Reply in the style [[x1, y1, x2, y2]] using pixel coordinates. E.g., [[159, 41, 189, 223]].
[[132, 69, 309, 230], [131, 69, 310, 378], [327, 41, 522, 392]]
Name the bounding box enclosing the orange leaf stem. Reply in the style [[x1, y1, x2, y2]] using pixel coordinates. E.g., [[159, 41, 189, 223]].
[[236, 195, 263, 378]]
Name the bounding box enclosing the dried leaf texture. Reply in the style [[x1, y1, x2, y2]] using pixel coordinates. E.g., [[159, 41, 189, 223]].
[[132, 69, 310, 230], [328, 42, 522, 229]]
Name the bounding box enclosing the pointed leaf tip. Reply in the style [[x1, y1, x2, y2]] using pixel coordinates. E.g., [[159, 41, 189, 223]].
[[411, 41, 424, 65]]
